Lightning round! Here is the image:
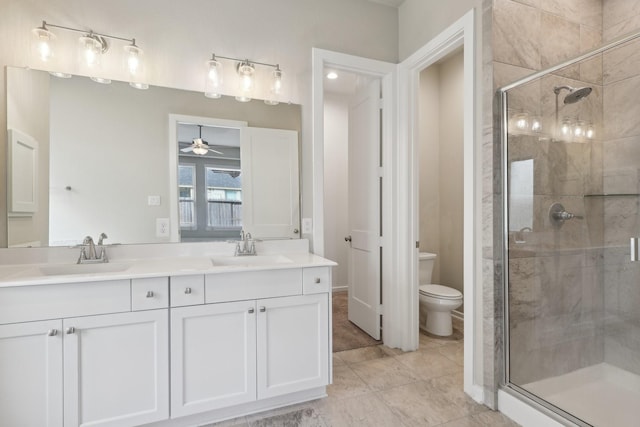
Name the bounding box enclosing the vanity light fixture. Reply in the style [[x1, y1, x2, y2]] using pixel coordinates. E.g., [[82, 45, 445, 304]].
[[204, 53, 284, 105], [31, 21, 147, 89]]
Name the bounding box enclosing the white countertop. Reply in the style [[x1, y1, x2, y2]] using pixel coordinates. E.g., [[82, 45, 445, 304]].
[[0, 240, 337, 287]]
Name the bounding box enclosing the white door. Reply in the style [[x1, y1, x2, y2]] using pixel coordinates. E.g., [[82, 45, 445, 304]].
[[0, 320, 63, 427], [63, 310, 169, 427], [257, 294, 329, 399], [347, 78, 382, 340], [241, 127, 300, 238], [170, 301, 257, 417]]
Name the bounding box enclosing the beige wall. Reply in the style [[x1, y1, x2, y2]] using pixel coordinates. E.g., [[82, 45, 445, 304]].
[[419, 51, 464, 308], [0, 0, 399, 247]]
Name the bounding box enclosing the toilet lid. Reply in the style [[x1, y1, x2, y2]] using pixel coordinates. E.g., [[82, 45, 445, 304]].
[[419, 284, 462, 299]]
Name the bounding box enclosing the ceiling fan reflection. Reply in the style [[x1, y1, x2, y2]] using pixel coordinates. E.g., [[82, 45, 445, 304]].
[[180, 124, 224, 155]]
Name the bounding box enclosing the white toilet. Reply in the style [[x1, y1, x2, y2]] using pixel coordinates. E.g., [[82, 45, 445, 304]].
[[418, 252, 463, 336]]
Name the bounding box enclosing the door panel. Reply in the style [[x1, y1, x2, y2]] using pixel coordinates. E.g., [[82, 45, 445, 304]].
[[257, 294, 329, 399], [348, 78, 382, 340], [0, 320, 63, 427], [170, 301, 257, 417], [241, 127, 300, 238], [63, 310, 169, 427]]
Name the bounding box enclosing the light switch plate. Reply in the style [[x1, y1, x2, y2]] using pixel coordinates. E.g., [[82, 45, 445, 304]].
[[156, 218, 170, 237], [148, 195, 161, 206], [302, 218, 313, 234]]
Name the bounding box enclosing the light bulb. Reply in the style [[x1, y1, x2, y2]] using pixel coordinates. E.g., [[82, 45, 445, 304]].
[[326, 71, 338, 80], [205, 57, 223, 99], [32, 26, 56, 62], [193, 146, 208, 155], [574, 120, 585, 138]]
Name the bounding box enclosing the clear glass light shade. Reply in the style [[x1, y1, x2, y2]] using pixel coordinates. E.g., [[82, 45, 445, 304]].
[[205, 58, 223, 99], [78, 35, 104, 69], [32, 27, 56, 62], [514, 112, 529, 131], [235, 62, 255, 102], [574, 120, 585, 138], [265, 67, 283, 105], [530, 116, 542, 133], [123, 43, 144, 78], [560, 118, 573, 137], [586, 124, 595, 139]]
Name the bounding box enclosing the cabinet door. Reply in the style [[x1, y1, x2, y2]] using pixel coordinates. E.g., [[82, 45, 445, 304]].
[[257, 294, 329, 399], [0, 320, 63, 427], [170, 301, 257, 417], [63, 310, 169, 427]]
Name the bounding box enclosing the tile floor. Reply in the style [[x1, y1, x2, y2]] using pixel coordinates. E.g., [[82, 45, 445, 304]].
[[203, 329, 520, 426]]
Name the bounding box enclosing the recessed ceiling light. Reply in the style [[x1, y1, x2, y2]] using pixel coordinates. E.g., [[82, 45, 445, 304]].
[[326, 71, 338, 80]]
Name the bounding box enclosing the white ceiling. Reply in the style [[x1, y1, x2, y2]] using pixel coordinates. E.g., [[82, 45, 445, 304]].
[[366, 0, 405, 7]]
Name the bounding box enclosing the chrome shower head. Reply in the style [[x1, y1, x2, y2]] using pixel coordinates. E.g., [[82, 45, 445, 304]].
[[553, 85, 593, 104]]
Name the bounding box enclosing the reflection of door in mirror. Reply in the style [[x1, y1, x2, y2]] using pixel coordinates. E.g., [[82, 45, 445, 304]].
[[509, 158, 534, 239]]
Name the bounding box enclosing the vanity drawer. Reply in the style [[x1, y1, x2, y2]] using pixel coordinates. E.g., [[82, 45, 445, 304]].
[[170, 275, 205, 307], [302, 267, 331, 294], [205, 269, 302, 303], [132, 277, 169, 311], [0, 280, 131, 324]]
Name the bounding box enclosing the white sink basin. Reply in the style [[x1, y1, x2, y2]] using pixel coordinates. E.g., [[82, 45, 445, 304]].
[[211, 255, 293, 267], [39, 262, 131, 276]]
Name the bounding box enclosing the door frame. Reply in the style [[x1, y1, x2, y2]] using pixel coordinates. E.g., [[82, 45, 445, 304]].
[[311, 48, 396, 344], [398, 10, 482, 402]]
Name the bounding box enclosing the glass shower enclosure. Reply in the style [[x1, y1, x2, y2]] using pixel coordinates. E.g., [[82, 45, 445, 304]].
[[500, 32, 640, 427]]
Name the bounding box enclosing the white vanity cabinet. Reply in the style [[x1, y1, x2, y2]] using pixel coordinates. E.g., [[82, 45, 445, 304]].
[[0, 280, 170, 427], [170, 268, 330, 419]]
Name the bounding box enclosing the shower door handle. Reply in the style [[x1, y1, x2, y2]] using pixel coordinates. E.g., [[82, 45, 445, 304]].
[[631, 237, 639, 262]]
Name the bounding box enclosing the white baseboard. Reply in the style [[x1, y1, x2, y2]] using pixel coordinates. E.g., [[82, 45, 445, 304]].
[[465, 383, 484, 404], [332, 285, 348, 292]]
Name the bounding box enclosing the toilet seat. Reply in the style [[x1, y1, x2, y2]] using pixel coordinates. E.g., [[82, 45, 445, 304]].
[[419, 284, 462, 300]]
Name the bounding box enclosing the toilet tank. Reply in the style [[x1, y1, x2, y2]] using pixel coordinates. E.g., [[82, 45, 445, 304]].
[[418, 252, 437, 285]]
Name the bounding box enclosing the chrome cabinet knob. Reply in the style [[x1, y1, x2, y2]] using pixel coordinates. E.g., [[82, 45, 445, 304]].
[[293, 228, 299, 234], [146, 291, 154, 298], [47, 329, 58, 337], [248, 308, 255, 314], [315, 278, 321, 284], [65, 327, 75, 335], [259, 306, 266, 312], [184, 287, 192, 294]]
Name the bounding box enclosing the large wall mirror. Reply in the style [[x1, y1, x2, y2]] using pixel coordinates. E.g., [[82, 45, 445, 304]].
[[5, 66, 302, 248]]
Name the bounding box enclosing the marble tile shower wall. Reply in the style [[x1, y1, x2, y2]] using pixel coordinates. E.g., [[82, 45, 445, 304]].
[[601, 0, 640, 375], [493, 0, 608, 385]]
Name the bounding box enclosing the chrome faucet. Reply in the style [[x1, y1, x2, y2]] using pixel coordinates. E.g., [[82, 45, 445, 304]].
[[78, 233, 109, 264], [235, 230, 257, 256]]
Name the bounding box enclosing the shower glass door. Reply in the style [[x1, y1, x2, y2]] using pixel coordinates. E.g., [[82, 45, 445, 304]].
[[502, 33, 640, 427]]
